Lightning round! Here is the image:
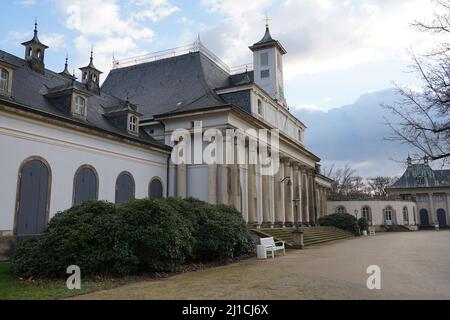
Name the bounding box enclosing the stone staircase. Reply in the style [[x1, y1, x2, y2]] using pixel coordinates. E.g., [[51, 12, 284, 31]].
[[385, 225, 412, 232], [252, 226, 354, 249]]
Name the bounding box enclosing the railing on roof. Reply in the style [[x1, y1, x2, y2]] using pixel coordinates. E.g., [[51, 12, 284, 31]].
[[230, 63, 254, 75], [112, 40, 253, 75]]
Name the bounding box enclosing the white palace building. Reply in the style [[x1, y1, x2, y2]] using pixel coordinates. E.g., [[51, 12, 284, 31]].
[[0, 21, 332, 248]]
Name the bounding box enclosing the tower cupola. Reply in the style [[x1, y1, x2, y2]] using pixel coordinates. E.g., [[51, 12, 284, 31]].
[[249, 21, 287, 107], [21, 20, 49, 74], [79, 49, 102, 94]]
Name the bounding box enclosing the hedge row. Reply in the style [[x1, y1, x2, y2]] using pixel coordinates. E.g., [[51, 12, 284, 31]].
[[12, 198, 254, 279]]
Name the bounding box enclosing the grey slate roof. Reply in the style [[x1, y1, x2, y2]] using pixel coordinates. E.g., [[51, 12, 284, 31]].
[[249, 27, 287, 54], [102, 52, 234, 120], [388, 164, 450, 189], [0, 50, 169, 151]]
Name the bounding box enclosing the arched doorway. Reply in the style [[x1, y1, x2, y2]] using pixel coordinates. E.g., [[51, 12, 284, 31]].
[[437, 209, 447, 228], [420, 209, 430, 227], [149, 178, 163, 199], [115, 172, 135, 204], [15, 157, 51, 235], [73, 165, 98, 205]]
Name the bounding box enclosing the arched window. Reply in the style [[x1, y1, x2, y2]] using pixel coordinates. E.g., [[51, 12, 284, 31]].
[[115, 172, 135, 204], [362, 206, 372, 223], [74, 96, 86, 116], [15, 156, 51, 235], [403, 206, 409, 224], [36, 49, 41, 59], [336, 206, 346, 214], [0, 68, 9, 92], [73, 165, 98, 205], [149, 178, 163, 199]]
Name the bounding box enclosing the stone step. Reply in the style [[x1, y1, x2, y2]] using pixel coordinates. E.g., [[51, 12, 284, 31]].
[[252, 227, 354, 249]]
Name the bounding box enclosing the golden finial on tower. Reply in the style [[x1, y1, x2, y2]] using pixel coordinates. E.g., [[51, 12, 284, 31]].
[[264, 13, 272, 29]]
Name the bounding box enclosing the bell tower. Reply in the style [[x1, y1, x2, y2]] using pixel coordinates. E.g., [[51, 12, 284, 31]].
[[249, 19, 287, 107], [79, 49, 103, 94], [21, 20, 49, 74]]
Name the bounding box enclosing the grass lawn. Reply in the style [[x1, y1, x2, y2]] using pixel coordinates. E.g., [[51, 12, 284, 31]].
[[0, 262, 128, 300]]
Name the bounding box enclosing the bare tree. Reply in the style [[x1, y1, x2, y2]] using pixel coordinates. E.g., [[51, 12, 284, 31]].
[[384, 0, 450, 165], [322, 164, 360, 195], [367, 176, 397, 196]]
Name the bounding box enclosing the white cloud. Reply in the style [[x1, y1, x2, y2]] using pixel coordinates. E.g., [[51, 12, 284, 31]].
[[15, 0, 36, 6], [199, 0, 438, 78], [40, 33, 66, 50], [51, 0, 179, 80]]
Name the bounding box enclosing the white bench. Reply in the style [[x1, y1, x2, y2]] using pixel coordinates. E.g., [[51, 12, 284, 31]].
[[260, 237, 286, 259]]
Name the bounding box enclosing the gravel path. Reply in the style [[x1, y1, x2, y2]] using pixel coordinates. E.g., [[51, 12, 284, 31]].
[[73, 231, 450, 300]]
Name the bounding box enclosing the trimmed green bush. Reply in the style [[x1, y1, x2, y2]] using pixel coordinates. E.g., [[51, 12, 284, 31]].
[[117, 198, 193, 272], [12, 197, 254, 279], [13, 201, 137, 278], [319, 213, 358, 234], [165, 197, 254, 262]]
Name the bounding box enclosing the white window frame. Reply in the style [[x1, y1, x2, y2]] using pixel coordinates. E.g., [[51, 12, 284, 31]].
[[128, 114, 138, 134], [257, 99, 263, 116], [74, 95, 86, 116], [0, 68, 9, 92]]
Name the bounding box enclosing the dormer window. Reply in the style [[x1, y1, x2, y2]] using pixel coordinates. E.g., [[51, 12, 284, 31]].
[[257, 99, 263, 115], [416, 176, 425, 185], [128, 114, 138, 134], [0, 68, 9, 92], [73, 95, 86, 117], [298, 129, 303, 142]]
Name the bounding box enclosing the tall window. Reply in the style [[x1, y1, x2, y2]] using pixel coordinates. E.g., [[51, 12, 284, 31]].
[[362, 206, 371, 222], [261, 52, 269, 66], [257, 99, 263, 115], [0, 68, 9, 92], [149, 178, 163, 199], [74, 96, 86, 116], [261, 70, 270, 79], [298, 129, 303, 142], [73, 165, 98, 205], [129, 115, 138, 133], [385, 208, 393, 221], [403, 207, 409, 222]]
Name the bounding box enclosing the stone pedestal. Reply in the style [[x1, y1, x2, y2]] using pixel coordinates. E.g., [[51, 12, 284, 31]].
[[292, 230, 304, 249]]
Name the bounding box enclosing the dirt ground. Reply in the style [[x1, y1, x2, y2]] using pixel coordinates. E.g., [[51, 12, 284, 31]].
[[73, 230, 450, 300]]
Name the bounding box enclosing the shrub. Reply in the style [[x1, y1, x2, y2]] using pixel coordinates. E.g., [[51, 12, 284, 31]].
[[165, 198, 254, 262], [12, 197, 254, 279], [13, 201, 137, 278], [319, 213, 359, 234], [358, 217, 369, 232], [117, 199, 193, 272]]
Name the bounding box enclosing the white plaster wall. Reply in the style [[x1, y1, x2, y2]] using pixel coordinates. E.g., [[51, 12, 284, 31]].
[[0, 112, 168, 232], [327, 201, 418, 226], [187, 165, 209, 202]]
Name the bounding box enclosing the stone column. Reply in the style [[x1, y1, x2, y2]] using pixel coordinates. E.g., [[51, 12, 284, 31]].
[[283, 160, 294, 227], [274, 159, 284, 227], [429, 193, 435, 224], [304, 170, 310, 224], [247, 140, 258, 227], [297, 165, 303, 225], [208, 163, 217, 204], [176, 164, 187, 198], [446, 193, 450, 224], [262, 174, 271, 227]]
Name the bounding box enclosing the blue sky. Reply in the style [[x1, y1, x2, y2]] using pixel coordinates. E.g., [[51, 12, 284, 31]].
[[1, 0, 444, 177], [1, 0, 438, 112]]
